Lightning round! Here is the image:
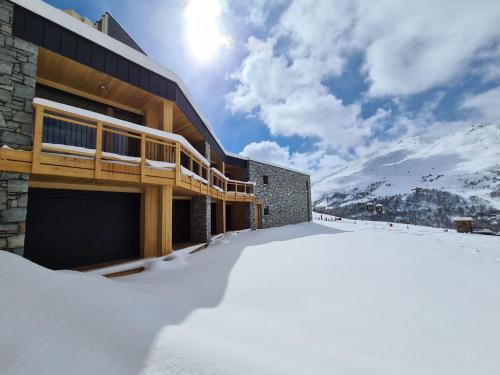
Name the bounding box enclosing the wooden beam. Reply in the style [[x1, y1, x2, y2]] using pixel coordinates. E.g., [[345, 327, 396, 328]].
[[175, 121, 192, 133], [216, 200, 226, 234], [162, 100, 174, 133], [29, 180, 143, 193], [173, 195, 192, 200], [158, 185, 173, 256]]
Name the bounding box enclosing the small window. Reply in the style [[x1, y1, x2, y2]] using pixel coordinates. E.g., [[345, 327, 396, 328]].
[[264, 206, 270, 216], [306, 181, 309, 189], [263, 175, 269, 185]]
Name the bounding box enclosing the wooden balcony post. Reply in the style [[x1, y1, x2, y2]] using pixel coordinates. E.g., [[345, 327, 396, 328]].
[[175, 142, 181, 185], [94, 122, 103, 179], [140, 133, 146, 182], [32, 105, 44, 173]]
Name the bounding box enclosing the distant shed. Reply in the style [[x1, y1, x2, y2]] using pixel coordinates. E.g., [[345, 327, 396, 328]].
[[454, 217, 473, 233]]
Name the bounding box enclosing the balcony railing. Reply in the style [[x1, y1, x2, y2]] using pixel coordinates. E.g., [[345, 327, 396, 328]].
[[26, 98, 255, 201]]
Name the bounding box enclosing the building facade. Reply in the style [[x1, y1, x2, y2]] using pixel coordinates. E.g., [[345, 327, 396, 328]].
[[0, 0, 311, 270]]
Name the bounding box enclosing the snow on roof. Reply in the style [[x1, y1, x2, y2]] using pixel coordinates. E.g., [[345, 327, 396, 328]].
[[34, 97, 210, 166], [453, 217, 474, 221], [14, 0, 309, 176]]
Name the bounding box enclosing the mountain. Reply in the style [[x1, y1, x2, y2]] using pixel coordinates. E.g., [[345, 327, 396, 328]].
[[313, 124, 500, 232]]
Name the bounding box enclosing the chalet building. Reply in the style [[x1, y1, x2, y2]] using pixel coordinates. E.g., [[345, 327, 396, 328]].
[[0, 0, 311, 270]]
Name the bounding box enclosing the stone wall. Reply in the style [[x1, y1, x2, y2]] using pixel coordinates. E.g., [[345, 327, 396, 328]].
[[0, 0, 38, 254], [190, 141, 211, 243], [249, 160, 311, 229]]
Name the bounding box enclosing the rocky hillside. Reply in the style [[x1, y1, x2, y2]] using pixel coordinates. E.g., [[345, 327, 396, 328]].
[[314, 124, 500, 232]]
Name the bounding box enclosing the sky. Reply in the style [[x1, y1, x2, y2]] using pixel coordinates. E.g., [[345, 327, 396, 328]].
[[45, 0, 500, 182]]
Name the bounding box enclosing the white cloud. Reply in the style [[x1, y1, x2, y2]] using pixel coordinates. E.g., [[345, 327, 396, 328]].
[[240, 0, 288, 27], [356, 0, 500, 97], [462, 86, 500, 122], [226, 35, 367, 152], [240, 140, 291, 166], [240, 140, 346, 182], [229, 0, 500, 178]]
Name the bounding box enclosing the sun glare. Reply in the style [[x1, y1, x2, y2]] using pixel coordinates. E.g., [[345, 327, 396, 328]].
[[184, 0, 229, 61]]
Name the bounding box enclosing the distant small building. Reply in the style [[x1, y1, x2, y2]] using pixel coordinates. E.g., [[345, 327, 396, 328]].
[[366, 202, 374, 213], [454, 217, 473, 233], [375, 204, 384, 214]]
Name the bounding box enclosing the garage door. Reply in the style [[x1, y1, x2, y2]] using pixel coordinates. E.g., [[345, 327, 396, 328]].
[[24, 188, 140, 270], [172, 199, 190, 244]]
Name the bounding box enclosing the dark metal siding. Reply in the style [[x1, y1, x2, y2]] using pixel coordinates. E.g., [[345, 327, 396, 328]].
[[13, 5, 226, 158], [225, 155, 248, 169], [24, 188, 141, 270], [105, 13, 146, 55]]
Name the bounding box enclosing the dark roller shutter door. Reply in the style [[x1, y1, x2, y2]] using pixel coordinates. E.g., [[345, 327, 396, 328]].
[[24, 188, 140, 270], [172, 199, 190, 244]]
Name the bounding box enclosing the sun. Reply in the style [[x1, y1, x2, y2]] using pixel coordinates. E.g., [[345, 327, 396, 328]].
[[184, 0, 229, 61]]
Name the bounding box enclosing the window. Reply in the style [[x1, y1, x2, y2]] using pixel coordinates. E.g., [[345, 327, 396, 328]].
[[263, 175, 269, 185], [264, 206, 270, 216]]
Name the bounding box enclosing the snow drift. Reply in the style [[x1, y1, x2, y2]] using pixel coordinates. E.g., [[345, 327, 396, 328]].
[[1, 221, 500, 375]]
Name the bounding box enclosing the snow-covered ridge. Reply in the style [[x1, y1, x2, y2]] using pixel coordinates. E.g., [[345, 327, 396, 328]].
[[314, 123, 500, 208]]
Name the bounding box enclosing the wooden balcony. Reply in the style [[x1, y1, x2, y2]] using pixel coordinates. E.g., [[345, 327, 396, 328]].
[[0, 98, 255, 202]]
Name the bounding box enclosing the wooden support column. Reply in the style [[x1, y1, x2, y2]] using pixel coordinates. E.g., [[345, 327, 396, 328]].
[[145, 100, 173, 132], [217, 200, 226, 234], [158, 185, 173, 256], [142, 187, 159, 258]]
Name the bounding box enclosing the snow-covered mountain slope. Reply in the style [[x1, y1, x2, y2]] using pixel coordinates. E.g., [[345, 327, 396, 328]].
[[314, 124, 500, 230]]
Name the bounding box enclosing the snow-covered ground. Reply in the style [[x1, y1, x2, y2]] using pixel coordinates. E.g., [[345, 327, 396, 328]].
[[1, 217, 499, 375]]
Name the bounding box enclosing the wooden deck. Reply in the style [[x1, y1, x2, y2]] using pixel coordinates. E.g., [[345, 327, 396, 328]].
[[0, 98, 255, 203]]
